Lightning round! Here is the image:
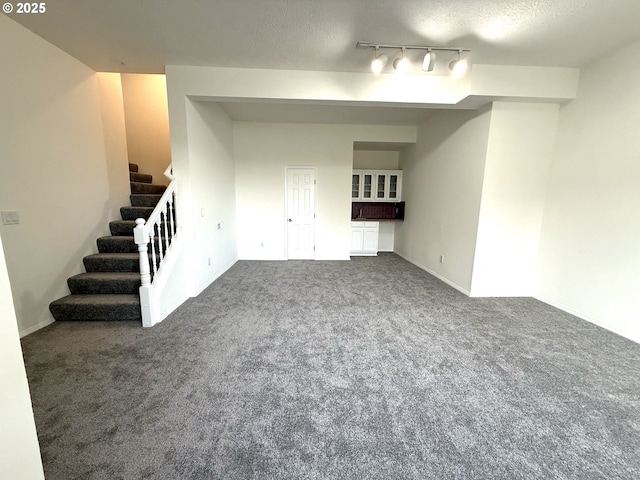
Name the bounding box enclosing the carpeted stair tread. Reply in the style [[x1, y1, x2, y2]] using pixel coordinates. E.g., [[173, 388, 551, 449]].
[[109, 220, 137, 236], [49, 294, 141, 321], [130, 194, 163, 207], [130, 182, 166, 194], [68, 272, 141, 295], [83, 253, 145, 272], [130, 172, 153, 183], [97, 236, 137, 253], [128, 163, 139, 173], [120, 206, 155, 221]]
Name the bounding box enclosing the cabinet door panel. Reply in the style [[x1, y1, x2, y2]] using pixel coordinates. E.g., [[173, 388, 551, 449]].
[[362, 173, 373, 199], [363, 228, 379, 252], [352, 174, 360, 199], [375, 174, 386, 200], [388, 174, 399, 199]]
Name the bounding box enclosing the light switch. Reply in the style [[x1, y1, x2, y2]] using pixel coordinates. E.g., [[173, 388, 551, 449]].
[[1, 211, 20, 225]]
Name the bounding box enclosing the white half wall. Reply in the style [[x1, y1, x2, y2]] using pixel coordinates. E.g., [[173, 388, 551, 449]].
[[0, 233, 45, 480], [0, 15, 130, 335], [470, 102, 560, 297], [185, 100, 238, 295], [395, 107, 493, 293], [233, 122, 415, 260], [536, 40, 640, 343]]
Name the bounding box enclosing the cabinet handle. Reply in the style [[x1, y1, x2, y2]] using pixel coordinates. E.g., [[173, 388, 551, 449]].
[[288, 218, 292, 222]]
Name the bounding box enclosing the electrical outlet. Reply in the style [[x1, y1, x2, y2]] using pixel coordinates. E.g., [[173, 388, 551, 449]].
[[1, 211, 20, 225]]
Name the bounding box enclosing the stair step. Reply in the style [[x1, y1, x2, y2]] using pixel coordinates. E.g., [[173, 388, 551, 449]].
[[130, 172, 153, 183], [68, 272, 141, 294], [97, 236, 137, 253], [109, 220, 137, 236], [131, 182, 166, 194], [97, 235, 165, 254], [129, 163, 139, 173], [49, 294, 141, 321], [83, 253, 143, 272], [120, 206, 155, 221], [130, 194, 163, 207]]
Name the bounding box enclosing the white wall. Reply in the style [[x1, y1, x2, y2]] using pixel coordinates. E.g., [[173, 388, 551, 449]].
[[536, 40, 640, 343], [121, 74, 172, 185], [353, 150, 400, 169], [185, 100, 238, 295], [395, 107, 492, 293], [470, 102, 560, 296], [0, 15, 130, 336], [0, 234, 45, 480], [234, 123, 415, 260]]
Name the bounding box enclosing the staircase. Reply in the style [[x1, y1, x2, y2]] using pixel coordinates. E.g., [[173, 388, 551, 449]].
[[49, 163, 166, 322]]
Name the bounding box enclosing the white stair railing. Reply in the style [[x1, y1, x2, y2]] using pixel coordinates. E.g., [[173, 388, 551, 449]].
[[133, 164, 179, 327]]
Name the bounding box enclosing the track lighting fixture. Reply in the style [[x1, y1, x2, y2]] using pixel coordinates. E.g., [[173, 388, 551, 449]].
[[393, 48, 410, 72], [422, 49, 436, 72], [449, 50, 469, 76], [370, 46, 388, 73], [357, 41, 470, 75]]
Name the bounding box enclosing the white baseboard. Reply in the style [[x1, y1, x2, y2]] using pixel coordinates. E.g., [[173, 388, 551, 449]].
[[20, 317, 55, 338], [534, 295, 640, 345], [394, 251, 471, 296]]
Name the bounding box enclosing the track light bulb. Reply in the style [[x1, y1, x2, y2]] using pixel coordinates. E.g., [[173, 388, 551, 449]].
[[422, 50, 436, 72], [371, 49, 388, 73]]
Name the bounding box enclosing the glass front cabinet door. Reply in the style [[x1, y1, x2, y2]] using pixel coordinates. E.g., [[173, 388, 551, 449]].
[[362, 173, 373, 200], [351, 174, 360, 199]]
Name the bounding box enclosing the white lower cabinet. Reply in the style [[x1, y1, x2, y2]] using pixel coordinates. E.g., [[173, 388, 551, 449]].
[[350, 221, 379, 256]]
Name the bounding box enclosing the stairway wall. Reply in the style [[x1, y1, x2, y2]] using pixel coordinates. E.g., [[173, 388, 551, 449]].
[[121, 74, 172, 187], [0, 15, 130, 336]]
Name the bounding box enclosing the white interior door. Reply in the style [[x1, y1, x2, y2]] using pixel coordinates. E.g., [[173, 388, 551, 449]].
[[286, 168, 316, 259]]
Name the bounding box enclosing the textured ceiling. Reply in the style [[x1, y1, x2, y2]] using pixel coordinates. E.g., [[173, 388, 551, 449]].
[[7, 0, 640, 74]]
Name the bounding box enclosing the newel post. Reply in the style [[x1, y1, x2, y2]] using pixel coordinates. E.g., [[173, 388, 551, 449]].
[[133, 218, 151, 286], [134, 218, 155, 327]]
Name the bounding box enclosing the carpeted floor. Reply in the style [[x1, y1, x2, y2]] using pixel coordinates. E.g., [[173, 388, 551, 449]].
[[21, 253, 640, 479]]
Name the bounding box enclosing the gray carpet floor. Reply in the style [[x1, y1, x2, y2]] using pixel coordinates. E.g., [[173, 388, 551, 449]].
[[21, 253, 640, 479]]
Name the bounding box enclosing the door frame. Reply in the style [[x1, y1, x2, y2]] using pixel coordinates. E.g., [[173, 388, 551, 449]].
[[284, 166, 317, 260]]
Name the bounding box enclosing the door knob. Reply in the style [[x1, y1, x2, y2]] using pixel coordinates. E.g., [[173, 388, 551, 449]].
[[288, 218, 292, 222]]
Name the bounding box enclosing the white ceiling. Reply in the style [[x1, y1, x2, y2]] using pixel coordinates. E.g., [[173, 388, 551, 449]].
[[8, 0, 640, 132], [9, 0, 640, 74]]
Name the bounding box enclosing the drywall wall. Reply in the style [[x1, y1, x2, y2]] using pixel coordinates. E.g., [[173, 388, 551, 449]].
[[536, 40, 640, 343], [470, 102, 560, 297], [185, 100, 238, 295], [233, 122, 415, 260], [353, 150, 400, 169], [121, 74, 172, 185], [395, 106, 492, 293], [0, 15, 130, 336], [0, 234, 44, 479]]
